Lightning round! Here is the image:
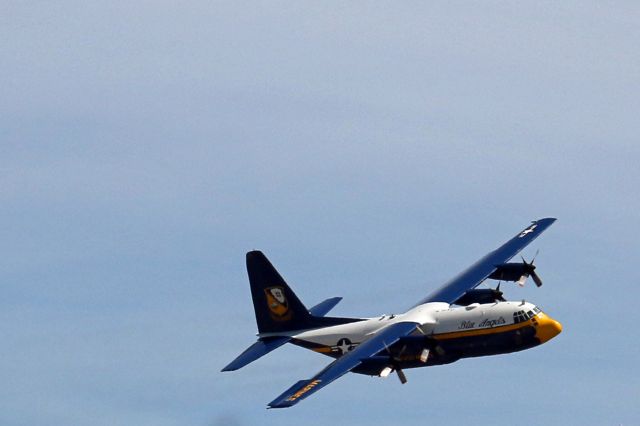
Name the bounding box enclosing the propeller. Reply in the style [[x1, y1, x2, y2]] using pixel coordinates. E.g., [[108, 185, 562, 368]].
[[382, 343, 409, 384], [517, 250, 543, 287]]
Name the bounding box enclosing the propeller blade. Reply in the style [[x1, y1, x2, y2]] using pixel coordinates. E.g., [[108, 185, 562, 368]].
[[494, 283, 506, 301], [531, 270, 543, 287], [397, 344, 408, 358], [382, 342, 409, 383], [396, 367, 408, 384], [531, 249, 540, 263]]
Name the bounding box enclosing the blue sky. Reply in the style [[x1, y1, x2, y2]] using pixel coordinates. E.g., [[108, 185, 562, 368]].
[[1, 2, 639, 425]]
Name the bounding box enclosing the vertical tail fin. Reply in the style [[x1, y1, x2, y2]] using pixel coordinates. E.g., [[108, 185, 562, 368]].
[[246, 251, 361, 334], [246, 251, 314, 333], [222, 251, 362, 371]]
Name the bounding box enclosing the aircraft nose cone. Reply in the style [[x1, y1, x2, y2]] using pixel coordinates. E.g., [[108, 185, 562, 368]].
[[535, 314, 562, 344]]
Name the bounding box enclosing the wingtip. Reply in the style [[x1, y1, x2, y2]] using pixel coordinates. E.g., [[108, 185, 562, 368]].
[[266, 403, 289, 409], [221, 364, 236, 372], [536, 217, 557, 223]]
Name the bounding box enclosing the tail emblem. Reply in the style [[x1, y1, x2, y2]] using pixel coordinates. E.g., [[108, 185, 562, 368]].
[[265, 287, 290, 319]]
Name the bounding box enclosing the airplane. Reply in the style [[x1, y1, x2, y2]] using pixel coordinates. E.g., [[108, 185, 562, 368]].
[[222, 218, 562, 408]]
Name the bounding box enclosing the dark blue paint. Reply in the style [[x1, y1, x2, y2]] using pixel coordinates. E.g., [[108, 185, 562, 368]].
[[268, 321, 419, 408], [416, 218, 556, 306], [221, 336, 291, 372], [308, 297, 343, 317]]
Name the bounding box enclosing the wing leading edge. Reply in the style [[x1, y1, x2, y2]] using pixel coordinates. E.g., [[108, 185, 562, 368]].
[[416, 217, 556, 306], [268, 321, 419, 408]]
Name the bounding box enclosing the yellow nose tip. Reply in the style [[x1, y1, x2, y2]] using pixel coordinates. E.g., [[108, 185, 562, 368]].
[[535, 314, 562, 344]]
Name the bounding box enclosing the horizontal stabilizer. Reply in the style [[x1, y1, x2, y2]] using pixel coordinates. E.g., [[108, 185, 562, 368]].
[[221, 336, 291, 372], [308, 297, 342, 317]]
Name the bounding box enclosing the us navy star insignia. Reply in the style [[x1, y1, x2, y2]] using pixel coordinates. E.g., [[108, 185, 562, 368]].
[[333, 338, 355, 354], [519, 223, 537, 238], [338, 341, 350, 354]]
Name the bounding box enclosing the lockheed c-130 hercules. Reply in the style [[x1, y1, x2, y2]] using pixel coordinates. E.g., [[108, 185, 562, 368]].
[[222, 218, 562, 408]]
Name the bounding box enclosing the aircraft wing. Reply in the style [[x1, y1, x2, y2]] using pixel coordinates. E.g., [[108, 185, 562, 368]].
[[415, 217, 556, 306], [267, 321, 419, 408]]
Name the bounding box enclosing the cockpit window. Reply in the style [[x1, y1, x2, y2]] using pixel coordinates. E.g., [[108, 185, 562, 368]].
[[514, 307, 542, 323]]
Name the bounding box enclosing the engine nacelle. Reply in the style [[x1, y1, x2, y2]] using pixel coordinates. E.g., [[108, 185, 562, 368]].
[[453, 288, 503, 306], [488, 263, 529, 282]]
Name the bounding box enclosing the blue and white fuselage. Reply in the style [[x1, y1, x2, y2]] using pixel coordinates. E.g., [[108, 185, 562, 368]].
[[280, 301, 560, 370], [222, 218, 562, 408]]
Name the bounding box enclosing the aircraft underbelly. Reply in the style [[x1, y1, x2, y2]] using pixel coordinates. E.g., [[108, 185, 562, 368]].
[[351, 324, 541, 374], [428, 324, 539, 363], [293, 322, 542, 374]]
